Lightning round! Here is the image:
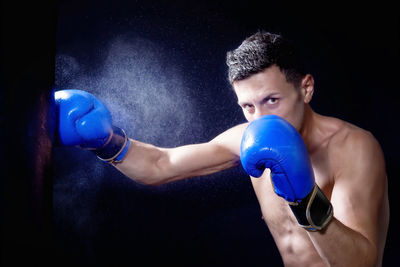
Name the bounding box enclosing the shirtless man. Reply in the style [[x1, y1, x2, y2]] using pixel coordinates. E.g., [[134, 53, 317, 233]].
[[55, 31, 389, 266]]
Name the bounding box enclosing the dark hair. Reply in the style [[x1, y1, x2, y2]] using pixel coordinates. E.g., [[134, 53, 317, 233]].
[[226, 31, 306, 87]]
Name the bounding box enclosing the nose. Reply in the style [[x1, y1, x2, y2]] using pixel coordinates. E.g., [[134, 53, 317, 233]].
[[246, 108, 266, 122], [253, 108, 267, 120]]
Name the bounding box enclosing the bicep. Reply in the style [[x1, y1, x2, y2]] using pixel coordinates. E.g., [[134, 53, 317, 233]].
[[162, 141, 240, 181], [330, 131, 388, 247], [163, 123, 248, 181]]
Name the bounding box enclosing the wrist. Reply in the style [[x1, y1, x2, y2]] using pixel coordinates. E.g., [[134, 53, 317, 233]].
[[289, 184, 333, 231], [94, 126, 131, 163]]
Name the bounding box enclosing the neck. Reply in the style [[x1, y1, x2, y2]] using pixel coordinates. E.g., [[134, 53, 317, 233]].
[[299, 105, 317, 149]]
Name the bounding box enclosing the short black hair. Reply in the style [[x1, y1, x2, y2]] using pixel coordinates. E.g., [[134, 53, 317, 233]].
[[226, 31, 306, 87]]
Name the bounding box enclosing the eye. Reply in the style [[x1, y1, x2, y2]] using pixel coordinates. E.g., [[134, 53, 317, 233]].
[[242, 104, 255, 113], [266, 98, 279, 105]]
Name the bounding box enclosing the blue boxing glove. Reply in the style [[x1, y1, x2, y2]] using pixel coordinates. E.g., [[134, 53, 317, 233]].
[[240, 115, 333, 231], [55, 89, 130, 163]]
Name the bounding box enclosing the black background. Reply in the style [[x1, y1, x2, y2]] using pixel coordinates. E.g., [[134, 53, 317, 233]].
[[1, 0, 398, 266]]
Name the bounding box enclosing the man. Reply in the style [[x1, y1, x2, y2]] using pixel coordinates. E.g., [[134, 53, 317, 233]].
[[55, 31, 389, 266]]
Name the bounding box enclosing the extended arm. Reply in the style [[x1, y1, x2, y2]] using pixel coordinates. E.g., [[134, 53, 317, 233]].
[[55, 89, 247, 186], [113, 124, 246, 185]]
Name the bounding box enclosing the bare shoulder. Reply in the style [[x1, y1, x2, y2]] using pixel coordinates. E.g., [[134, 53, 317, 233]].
[[210, 122, 249, 156], [325, 117, 386, 180], [328, 118, 383, 158]]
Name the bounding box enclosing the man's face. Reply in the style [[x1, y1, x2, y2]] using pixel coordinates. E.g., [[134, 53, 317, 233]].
[[233, 65, 311, 130]]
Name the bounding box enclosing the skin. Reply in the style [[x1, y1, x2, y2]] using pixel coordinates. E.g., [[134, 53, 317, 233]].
[[114, 65, 389, 266]]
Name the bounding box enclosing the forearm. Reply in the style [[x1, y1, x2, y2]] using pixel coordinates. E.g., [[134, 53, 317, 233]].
[[308, 218, 377, 266], [111, 139, 173, 185]]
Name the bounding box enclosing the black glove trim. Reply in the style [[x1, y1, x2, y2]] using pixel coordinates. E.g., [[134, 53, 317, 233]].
[[95, 126, 130, 163], [289, 184, 333, 231]]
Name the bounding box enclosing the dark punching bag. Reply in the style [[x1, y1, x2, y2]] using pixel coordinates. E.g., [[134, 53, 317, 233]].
[[1, 1, 57, 265]]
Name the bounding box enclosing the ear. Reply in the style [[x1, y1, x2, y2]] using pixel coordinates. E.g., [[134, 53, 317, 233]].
[[301, 74, 314, 103]]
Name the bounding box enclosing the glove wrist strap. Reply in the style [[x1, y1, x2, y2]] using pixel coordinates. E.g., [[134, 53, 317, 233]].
[[289, 184, 333, 231], [95, 126, 131, 163]]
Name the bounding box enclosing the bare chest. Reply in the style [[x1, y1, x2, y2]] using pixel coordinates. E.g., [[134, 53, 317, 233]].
[[250, 162, 333, 266]]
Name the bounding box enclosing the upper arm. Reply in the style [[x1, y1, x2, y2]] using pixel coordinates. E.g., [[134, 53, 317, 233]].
[[330, 130, 389, 251], [160, 122, 248, 183]]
